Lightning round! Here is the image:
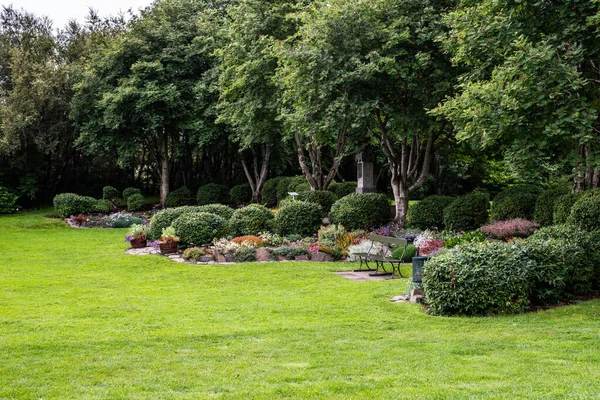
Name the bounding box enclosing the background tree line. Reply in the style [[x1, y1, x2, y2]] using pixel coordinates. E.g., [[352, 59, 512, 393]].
[[1, 0, 599, 226]]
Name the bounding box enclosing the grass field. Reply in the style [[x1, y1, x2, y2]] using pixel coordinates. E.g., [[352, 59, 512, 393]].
[[1, 210, 600, 399]]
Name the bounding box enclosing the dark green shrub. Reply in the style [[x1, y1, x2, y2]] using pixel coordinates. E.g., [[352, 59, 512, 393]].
[[423, 242, 532, 316], [288, 176, 309, 192], [533, 187, 569, 226], [127, 193, 145, 211], [229, 184, 252, 204], [0, 186, 18, 214], [93, 199, 113, 213], [391, 245, 418, 262], [230, 204, 274, 236], [270, 246, 308, 260], [568, 196, 600, 232], [276, 177, 293, 202], [330, 181, 357, 199], [406, 196, 454, 230], [123, 187, 141, 200], [297, 190, 338, 216], [106, 215, 143, 228], [53, 193, 97, 218], [553, 193, 581, 224], [443, 191, 490, 232], [329, 193, 390, 230], [276, 200, 323, 236], [196, 204, 234, 220], [148, 206, 201, 240], [295, 183, 311, 193], [490, 185, 541, 221], [172, 212, 229, 247], [444, 229, 487, 248], [166, 187, 192, 207], [261, 177, 283, 207], [234, 247, 257, 263], [182, 247, 208, 261], [196, 183, 228, 205], [102, 186, 120, 202]]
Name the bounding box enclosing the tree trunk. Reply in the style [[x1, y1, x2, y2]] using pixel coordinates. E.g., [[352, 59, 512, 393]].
[[241, 145, 271, 203], [158, 129, 170, 208], [295, 130, 346, 191], [391, 175, 409, 227]]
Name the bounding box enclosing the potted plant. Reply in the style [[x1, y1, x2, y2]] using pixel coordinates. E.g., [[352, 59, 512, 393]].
[[125, 224, 147, 248], [156, 226, 179, 255]]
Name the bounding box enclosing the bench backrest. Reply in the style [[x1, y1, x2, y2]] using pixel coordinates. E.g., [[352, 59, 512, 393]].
[[369, 234, 407, 247]]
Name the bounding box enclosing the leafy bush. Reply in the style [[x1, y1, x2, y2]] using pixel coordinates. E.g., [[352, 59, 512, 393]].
[[534, 187, 569, 226], [297, 190, 338, 216], [391, 245, 418, 262], [102, 186, 120, 202], [182, 247, 208, 261], [127, 193, 145, 211], [568, 195, 600, 232], [481, 218, 540, 240], [53, 193, 97, 218], [270, 246, 308, 260], [423, 242, 532, 316], [172, 212, 229, 247], [261, 177, 283, 207], [406, 195, 454, 230], [93, 199, 113, 213], [229, 184, 252, 204], [196, 204, 234, 220], [230, 204, 275, 236], [553, 193, 581, 224], [443, 191, 490, 232], [329, 193, 390, 230], [490, 185, 541, 221], [444, 230, 487, 248], [196, 183, 228, 205], [105, 215, 143, 228], [148, 206, 198, 240], [123, 187, 141, 200], [233, 247, 257, 263], [0, 186, 18, 214], [275, 201, 323, 236], [329, 181, 357, 199], [276, 177, 293, 202], [295, 183, 311, 193], [287, 176, 309, 192], [166, 187, 192, 207]]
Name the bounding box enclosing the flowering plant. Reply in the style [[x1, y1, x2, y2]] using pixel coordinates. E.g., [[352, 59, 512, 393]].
[[159, 226, 179, 243], [481, 219, 540, 241], [419, 239, 445, 256], [232, 235, 265, 248], [413, 229, 435, 249], [124, 223, 146, 242], [307, 242, 321, 253], [371, 223, 402, 237]]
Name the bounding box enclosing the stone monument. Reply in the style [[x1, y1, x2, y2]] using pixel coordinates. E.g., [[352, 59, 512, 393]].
[[355, 150, 376, 194]]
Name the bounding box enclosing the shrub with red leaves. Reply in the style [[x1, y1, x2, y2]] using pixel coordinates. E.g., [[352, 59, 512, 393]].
[[420, 239, 445, 256], [231, 235, 265, 247], [481, 218, 540, 240]]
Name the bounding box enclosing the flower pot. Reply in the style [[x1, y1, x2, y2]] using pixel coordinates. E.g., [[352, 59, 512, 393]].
[[411, 256, 431, 283], [130, 237, 147, 249], [159, 241, 178, 255]]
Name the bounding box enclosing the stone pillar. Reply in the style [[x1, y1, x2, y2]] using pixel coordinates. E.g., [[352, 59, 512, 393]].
[[356, 151, 376, 194]]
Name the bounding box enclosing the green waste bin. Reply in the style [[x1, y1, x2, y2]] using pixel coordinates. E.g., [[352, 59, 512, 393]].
[[411, 256, 430, 283]]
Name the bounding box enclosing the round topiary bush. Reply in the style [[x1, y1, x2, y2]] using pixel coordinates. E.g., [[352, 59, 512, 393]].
[[93, 199, 113, 213], [230, 184, 253, 204], [261, 177, 283, 207], [329, 181, 357, 199], [422, 242, 531, 316], [122, 187, 142, 200], [406, 195, 454, 230], [148, 207, 195, 240], [391, 245, 418, 262], [53, 193, 97, 218], [102, 186, 120, 202], [276, 177, 293, 203], [166, 187, 192, 208], [443, 191, 490, 232], [553, 193, 581, 224], [533, 187, 569, 226], [275, 200, 323, 236], [297, 190, 338, 216], [568, 195, 600, 232], [230, 204, 275, 236], [329, 193, 390, 230], [196, 183, 228, 205], [196, 204, 234, 220], [127, 193, 145, 211], [490, 185, 541, 221], [0, 186, 18, 214], [172, 212, 229, 247]]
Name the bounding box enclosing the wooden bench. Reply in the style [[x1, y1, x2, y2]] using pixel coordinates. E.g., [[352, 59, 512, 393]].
[[353, 234, 408, 278]]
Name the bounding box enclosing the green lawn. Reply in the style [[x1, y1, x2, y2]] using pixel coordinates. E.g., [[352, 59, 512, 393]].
[[1, 211, 600, 399]]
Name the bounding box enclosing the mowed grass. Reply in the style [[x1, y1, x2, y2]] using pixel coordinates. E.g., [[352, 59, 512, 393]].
[[1, 211, 600, 399]]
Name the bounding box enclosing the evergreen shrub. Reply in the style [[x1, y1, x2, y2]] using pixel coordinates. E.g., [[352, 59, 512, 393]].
[[53, 193, 97, 218], [196, 183, 228, 205], [568, 195, 600, 232], [166, 187, 192, 207], [122, 187, 141, 200], [297, 190, 338, 216], [230, 204, 274, 236], [276, 200, 323, 236], [0, 186, 18, 214], [443, 191, 490, 232], [229, 184, 252, 204], [406, 195, 454, 230], [172, 212, 229, 247], [533, 187, 569, 226], [127, 193, 145, 211], [102, 186, 120, 202], [329, 193, 390, 230], [490, 185, 541, 221]]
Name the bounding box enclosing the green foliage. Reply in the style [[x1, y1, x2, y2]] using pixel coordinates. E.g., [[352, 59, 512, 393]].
[[568, 195, 600, 232], [329, 193, 391, 230], [148, 207, 195, 240], [172, 212, 229, 247], [0, 187, 18, 214], [534, 187, 569, 226], [443, 191, 490, 232], [53, 193, 97, 218], [181, 247, 208, 261], [296, 190, 337, 216], [295, 183, 311, 193], [166, 187, 192, 208], [276, 201, 323, 237], [197, 183, 229, 205], [122, 188, 142, 200], [269, 246, 308, 260], [229, 184, 252, 205], [553, 193, 582, 224], [391, 245, 418, 262], [261, 177, 283, 208], [195, 204, 234, 220], [127, 194, 145, 211], [102, 186, 120, 202], [93, 199, 113, 214], [406, 196, 454, 230], [105, 215, 143, 229], [276, 177, 293, 202], [230, 204, 275, 236], [443, 229, 487, 249], [490, 185, 541, 221], [423, 242, 532, 316], [329, 181, 357, 200], [233, 247, 257, 263]]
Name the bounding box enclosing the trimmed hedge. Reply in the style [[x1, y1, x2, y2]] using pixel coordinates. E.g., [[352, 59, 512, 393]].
[[197, 183, 228, 205], [196, 204, 234, 220], [533, 187, 569, 226], [172, 212, 229, 247], [166, 187, 192, 207], [276, 200, 323, 236], [391, 245, 418, 262], [261, 177, 283, 207], [490, 185, 541, 221], [0, 186, 18, 214], [568, 195, 600, 232], [93, 199, 113, 213], [127, 193, 145, 211], [53, 193, 97, 218], [553, 193, 581, 224], [276, 177, 293, 202], [406, 195, 454, 230], [102, 186, 120, 202], [122, 187, 141, 200], [297, 190, 337, 216], [329, 181, 357, 199], [329, 193, 390, 230], [230, 204, 275, 236], [148, 206, 199, 240], [229, 184, 252, 204], [443, 191, 490, 232]]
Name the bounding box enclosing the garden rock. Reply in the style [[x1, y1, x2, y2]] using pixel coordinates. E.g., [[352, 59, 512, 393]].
[[310, 251, 334, 262], [295, 255, 309, 261], [255, 248, 271, 262]]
